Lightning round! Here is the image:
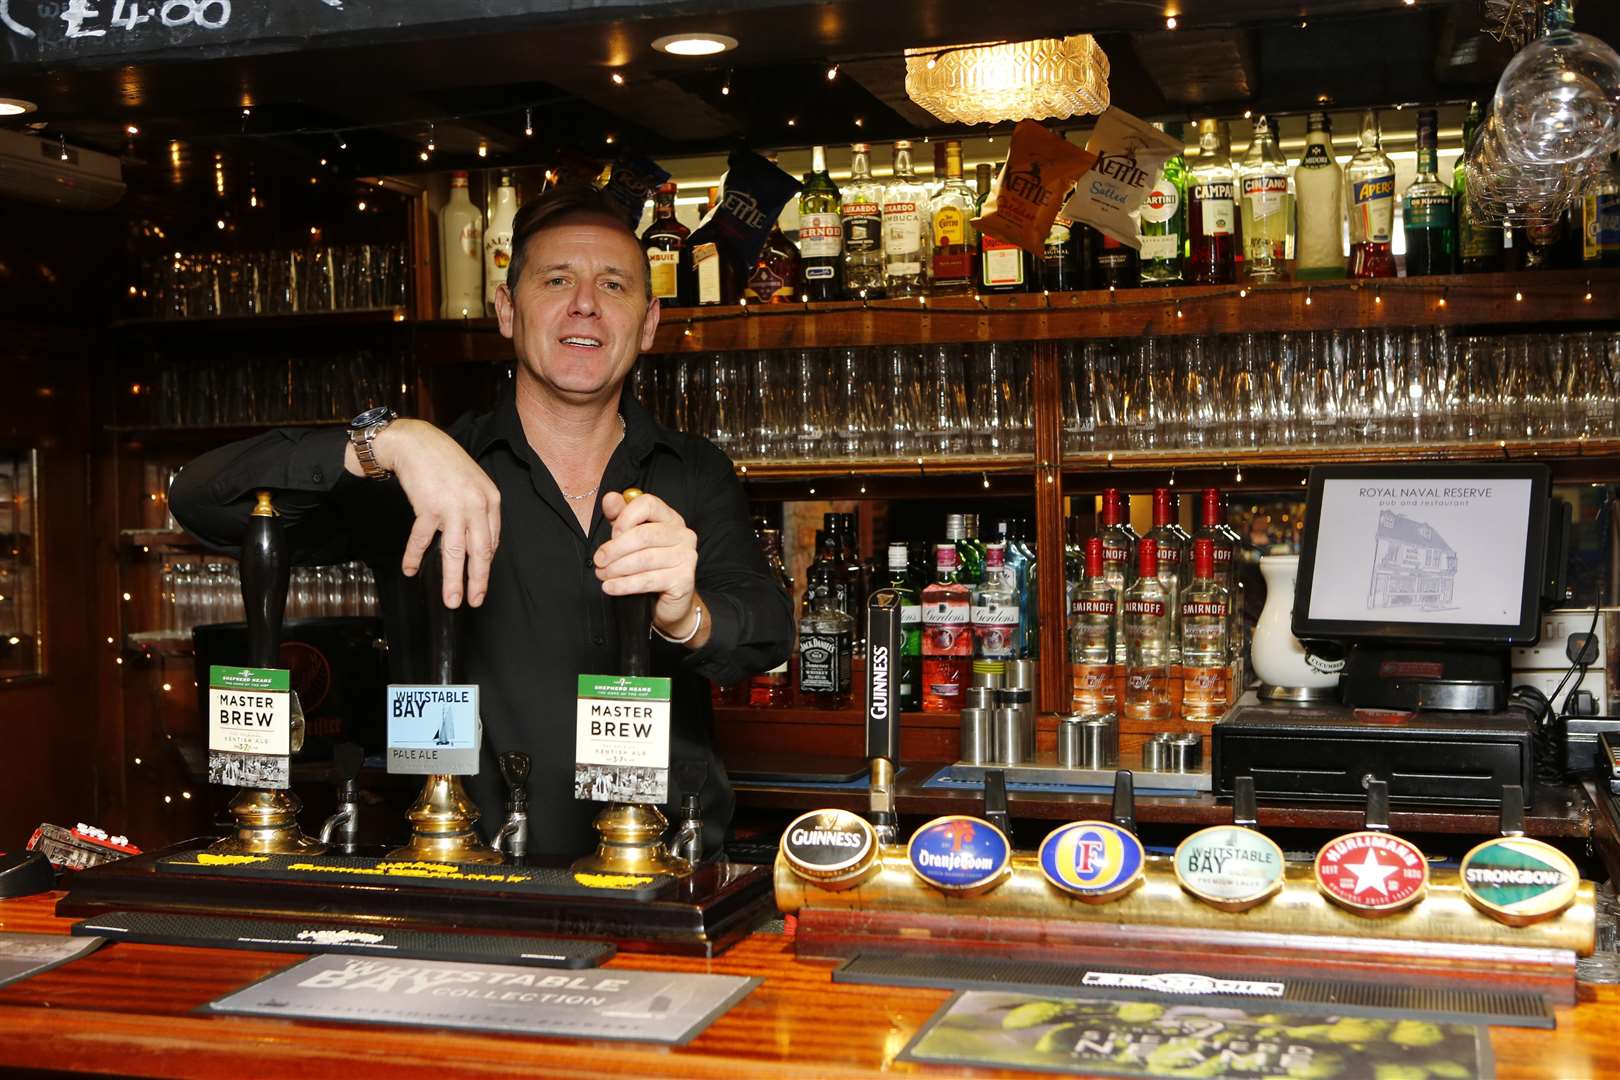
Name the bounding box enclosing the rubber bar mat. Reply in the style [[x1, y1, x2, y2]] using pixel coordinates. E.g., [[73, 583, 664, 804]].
[[156, 851, 672, 901], [832, 953, 1555, 1029], [73, 910, 615, 969]]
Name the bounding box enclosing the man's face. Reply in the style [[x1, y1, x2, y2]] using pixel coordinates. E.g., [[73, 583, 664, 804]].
[[494, 212, 660, 403]]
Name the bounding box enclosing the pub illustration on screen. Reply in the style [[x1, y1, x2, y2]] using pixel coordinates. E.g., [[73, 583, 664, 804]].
[[1367, 511, 1458, 612]]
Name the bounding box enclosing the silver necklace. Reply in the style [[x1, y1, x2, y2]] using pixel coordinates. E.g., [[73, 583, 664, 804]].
[[558, 414, 625, 503]]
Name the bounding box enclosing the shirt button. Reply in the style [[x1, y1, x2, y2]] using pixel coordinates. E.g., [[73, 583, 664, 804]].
[[312, 467, 324, 483], [593, 634, 605, 646]]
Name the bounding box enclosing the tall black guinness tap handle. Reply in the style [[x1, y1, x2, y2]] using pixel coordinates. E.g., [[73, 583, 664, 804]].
[[864, 591, 903, 763], [420, 540, 460, 686], [241, 492, 290, 670], [615, 489, 654, 679]]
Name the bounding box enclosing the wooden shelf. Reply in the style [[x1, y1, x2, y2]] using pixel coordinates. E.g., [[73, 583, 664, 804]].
[[112, 308, 408, 334], [119, 529, 200, 552], [734, 453, 1033, 481], [125, 631, 192, 657]]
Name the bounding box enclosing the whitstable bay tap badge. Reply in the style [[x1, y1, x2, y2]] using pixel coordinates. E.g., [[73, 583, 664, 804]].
[[1314, 831, 1429, 915], [1173, 826, 1286, 911], [386, 685, 481, 775]]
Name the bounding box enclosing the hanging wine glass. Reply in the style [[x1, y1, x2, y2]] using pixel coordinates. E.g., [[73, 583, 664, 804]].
[[1493, 0, 1620, 167]]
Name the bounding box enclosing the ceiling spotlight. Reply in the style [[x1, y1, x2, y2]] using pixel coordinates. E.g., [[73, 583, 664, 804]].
[[524, 106, 534, 137], [826, 63, 839, 80], [125, 123, 140, 136], [477, 141, 488, 158], [1166, 15, 1178, 29], [0, 97, 38, 116], [605, 133, 616, 144], [337, 134, 348, 150], [854, 117, 864, 127], [611, 71, 625, 85], [787, 117, 796, 127], [651, 32, 739, 56], [357, 200, 367, 211]]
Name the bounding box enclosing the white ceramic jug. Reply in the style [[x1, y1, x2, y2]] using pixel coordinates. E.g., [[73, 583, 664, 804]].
[[1252, 555, 1341, 696]]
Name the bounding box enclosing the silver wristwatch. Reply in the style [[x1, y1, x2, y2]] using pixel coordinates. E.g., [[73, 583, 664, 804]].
[[348, 406, 397, 480]]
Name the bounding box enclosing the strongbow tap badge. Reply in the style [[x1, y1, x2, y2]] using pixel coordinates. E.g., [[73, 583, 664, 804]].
[[907, 816, 1011, 894], [1039, 821, 1145, 902], [1458, 836, 1580, 926]]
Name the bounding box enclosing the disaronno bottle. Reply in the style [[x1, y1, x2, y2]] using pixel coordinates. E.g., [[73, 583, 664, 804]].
[[484, 171, 517, 315], [1294, 112, 1345, 279], [440, 172, 483, 318]]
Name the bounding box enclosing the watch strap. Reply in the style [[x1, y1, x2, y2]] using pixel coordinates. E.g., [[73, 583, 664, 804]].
[[349, 418, 394, 480]]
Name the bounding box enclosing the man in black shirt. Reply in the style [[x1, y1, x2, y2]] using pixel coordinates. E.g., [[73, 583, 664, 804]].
[[170, 186, 792, 857]]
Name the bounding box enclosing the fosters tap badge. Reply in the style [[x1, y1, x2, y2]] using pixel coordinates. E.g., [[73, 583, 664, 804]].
[[907, 815, 1011, 894], [1039, 820, 1145, 903], [1458, 836, 1580, 926], [780, 808, 879, 888], [1314, 830, 1429, 915], [1174, 825, 1286, 912]]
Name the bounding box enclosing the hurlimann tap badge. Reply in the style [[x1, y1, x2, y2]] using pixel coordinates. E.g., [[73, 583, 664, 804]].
[[1458, 836, 1580, 926], [1038, 821, 1145, 902], [1313, 830, 1429, 914], [781, 808, 878, 884], [907, 815, 1011, 893], [1173, 826, 1286, 911]]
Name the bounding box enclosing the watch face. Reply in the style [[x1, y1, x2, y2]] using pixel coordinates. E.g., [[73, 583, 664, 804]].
[[350, 405, 393, 429]]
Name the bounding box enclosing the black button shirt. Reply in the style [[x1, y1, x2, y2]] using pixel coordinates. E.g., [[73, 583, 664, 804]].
[[169, 385, 793, 857]]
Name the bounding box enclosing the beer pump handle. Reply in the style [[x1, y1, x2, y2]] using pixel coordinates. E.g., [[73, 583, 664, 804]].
[[615, 489, 654, 679], [1233, 776, 1259, 828], [865, 590, 903, 843], [493, 752, 531, 864], [983, 770, 1011, 841], [1364, 778, 1391, 832], [420, 540, 459, 686], [1111, 770, 1137, 835], [241, 492, 290, 670], [1499, 784, 1526, 837]]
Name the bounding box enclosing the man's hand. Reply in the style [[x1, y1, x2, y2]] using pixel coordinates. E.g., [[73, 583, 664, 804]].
[[595, 490, 709, 647], [345, 418, 501, 608]]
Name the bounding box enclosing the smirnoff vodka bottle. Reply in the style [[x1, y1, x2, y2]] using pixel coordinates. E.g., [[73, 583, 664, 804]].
[[1069, 537, 1118, 713], [1181, 538, 1232, 720], [1123, 539, 1171, 722], [1097, 488, 1138, 663], [1145, 487, 1189, 663]]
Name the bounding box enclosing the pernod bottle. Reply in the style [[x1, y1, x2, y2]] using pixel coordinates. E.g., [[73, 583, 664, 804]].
[[1188, 119, 1237, 285], [1403, 109, 1456, 277], [798, 580, 853, 709], [882, 140, 931, 297], [1139, 121, 1188, 286], [1346, 109, 1397, 279], [1123, 539, 1171, 722], [1455, 102, 1503, 273], [1069, 537, 1118, 713], [798, 145, 843, 300], [1098, 488, 1138, 663], [1294, 112, 1346, 280], [841, 143, 885, 297], [1239, 115, 1292, 281], [972, 543, 1019, 661], [1145, 487, 1190, 664], [921, 544, 972, 712], [886, 542, 923, 712], [930, 139, 978, 293], [1181, 538, 1232, 721]]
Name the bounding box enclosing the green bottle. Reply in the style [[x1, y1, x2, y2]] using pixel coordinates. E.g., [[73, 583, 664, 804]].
[[798, 145, 843, 301], [1140, 121, 1187, 285], [885, 542, 922, 711], [1456, 102, 1503, 273]]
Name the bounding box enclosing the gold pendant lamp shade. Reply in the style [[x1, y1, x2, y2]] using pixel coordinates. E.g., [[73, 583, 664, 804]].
[[904, 36, 1111, 125]]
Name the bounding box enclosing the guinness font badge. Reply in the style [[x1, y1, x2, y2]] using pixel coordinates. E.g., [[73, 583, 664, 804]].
[[781, 808, 878, 887], [1174, 825, 1286, 911], [1314, 831, 1428, 915], [1039, 820, 1145, 903], [907, 815, 1011, 894], [1458, 836, 1580, 926]]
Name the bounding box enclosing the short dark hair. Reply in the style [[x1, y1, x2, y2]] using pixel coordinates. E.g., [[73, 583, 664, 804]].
[[505, 183, 652, 301]]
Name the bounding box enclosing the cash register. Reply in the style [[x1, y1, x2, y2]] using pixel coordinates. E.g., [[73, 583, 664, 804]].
[[1214, 462, 1568, 807]]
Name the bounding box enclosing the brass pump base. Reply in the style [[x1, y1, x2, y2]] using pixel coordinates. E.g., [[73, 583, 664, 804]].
[[572, 802, 686, 876], [387, 774, 502, 864], [210, 788, 326, 856]]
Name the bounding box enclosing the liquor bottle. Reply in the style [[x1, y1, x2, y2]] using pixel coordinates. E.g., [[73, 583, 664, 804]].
[[921, 544, 972, 712], [972, 543, 1018, 660], [885, 542, 923, 712], [1084, 224, 1141, 289], [975, 163, 994, 208], [930, 139, 977, 293], [979, 229, 1029, 293], [1193, 488, 1239, 659], [690, 185, 735, 306], [945, 513, 985, 586], [1097, 488, 1138, 663], [1188, 119, 1237, 285], [1403, 109, 1456, 277], [1145, 487, 1189, 664], [1580, 152, 1620, 267], [1140, 121, 1187, 285], [1039, 214, 1080, 291], [836, 512, 869, 649], [641, 181, 689, 306], [1123, 539, 1171, 722], [798, 146, 843, 301], [1346, 109, 1397, 279], [749, 528, 793, 708], [1180, 537, 1232, 721], [805, 527, 849, 619], [484, 171, 517, 316], [1069, 537, 1118, 713], [994, 520, 1034, 658], [1455, 102, 1504, 273], [842, 144, 885, 297], [1239, 115, 1292, 282], [439, 171, 483, 318], [1294, 112, 1345, 280], [1215, 492, 1248, 666], [882, 140, 931, 298], [798, 581, 853, 709], [744, 210, 801, 303]]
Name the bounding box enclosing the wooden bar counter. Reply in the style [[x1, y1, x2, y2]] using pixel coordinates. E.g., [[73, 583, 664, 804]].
[[0, 891, 1616, 1079]]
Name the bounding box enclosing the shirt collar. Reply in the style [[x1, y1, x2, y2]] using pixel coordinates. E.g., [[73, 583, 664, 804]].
[[467, 375, 683, 465]]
